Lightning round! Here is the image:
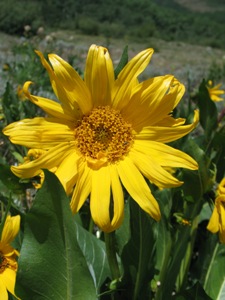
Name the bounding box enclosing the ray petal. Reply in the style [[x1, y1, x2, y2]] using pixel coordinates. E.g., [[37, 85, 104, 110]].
[[207, 206, 219, 233], [0, 279, 8, 300], [70, 162, 92, 213], [35, 51, 82, 118], [109, 165, 124, 230], [135, 110, 199, 143], [122, 75, 174, 123], [55, 151, 81, 194], [130, 149, 183, 188], [134, 140, 198, 170], [90, 166, 112, 232], [112, 48, 154, 110], [1, 216, 20, 245], [23, 81, 75, 121], [1, 269, 17, 298], [84, 45, 114, 106], [48, 53, 92, 114], [3, 117, 74, 149], [117, 156, 161, 221], [11, 142, 76, 179], [123, 77, 185, 129]]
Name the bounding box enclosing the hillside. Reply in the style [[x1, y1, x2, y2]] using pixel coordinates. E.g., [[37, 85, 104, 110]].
[[174, 0, 225, 12], [0, 0, 225, 50]]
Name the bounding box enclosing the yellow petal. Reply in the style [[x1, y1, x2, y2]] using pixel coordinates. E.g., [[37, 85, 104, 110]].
[[0, 268, 19, 299], [135, 110, 199, 143], [1, 216, 20, 245], [218, 178, 225, 195], [207, 82, 225, 102], [90, 166, 112, 232], [0, 278, 8, 300], [0, 243, 16, 257], [23, 81, 75, 121], [219, 231, 225, 244], [70, 162, 91, 213], [55, 151, 81, 194], [134, 140, 198, 170], [35, 51, 82, 118], [11, 142, 76, 179], [112, 48, 154, 111], [122, 75, 176, 127], [48, 53, 92, 114], [154, 116, 185, 127], [130, 149, 183, 189], [85, 45, 114, 106], [207, 206, 219, 233], [3, 117, 74, 150], [117, 156, 161, 221], [211, 94, 224, 102], [109, 165, 124, 230]]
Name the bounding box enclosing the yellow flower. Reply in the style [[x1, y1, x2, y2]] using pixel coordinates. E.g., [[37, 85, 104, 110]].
[[3, 45, 199, 232], [207, 177, 225, 243], [217, 177, 225, 195], [0, 215, 20, 299], [207, 80, 225, 102], [17, 85, 27, 101], [207, 194, 225, 244]]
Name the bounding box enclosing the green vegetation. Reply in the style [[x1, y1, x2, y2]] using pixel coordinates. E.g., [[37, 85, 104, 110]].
[[1, 0, 225, 48]]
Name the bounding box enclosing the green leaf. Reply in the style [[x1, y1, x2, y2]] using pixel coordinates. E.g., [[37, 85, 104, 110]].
[[152, 189, 173, 293], [210, 124, 225, 181], [16, 170, 96, 300], [74, 220, 111, 292], [0, 163, 28, 194], [182, 139, 216, 198], [115, 201, 130, 255], [114, 45, 128, 78], [202, 241, 225, 300], [191, 231, 225, 300], [120, 197, 157, 299], [196, 79, 218, 139]]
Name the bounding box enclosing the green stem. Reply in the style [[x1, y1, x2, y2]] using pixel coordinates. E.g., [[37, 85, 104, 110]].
[[88, 217, 94, 234], [133, 210, 143, 300], [104, 231, 121, 280]]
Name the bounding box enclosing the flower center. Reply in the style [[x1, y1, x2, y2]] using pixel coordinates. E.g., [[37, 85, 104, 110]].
[[0, 254, 9, 274], [0, 252, 17, 274], [74, 106, 133, 166]]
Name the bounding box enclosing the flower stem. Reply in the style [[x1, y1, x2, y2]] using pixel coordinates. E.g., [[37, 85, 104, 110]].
[[104, 231, 121, 280]]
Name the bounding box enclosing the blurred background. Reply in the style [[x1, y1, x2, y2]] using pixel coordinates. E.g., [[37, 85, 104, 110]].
[[1, 0, 225, 90]]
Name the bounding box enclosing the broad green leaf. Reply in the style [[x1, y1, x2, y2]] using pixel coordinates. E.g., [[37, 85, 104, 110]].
[[203, 242, 225, 300], [120, 197, 157, 299], [16, 170, 96, 300], [191, 231, 225, 300], [74, 220, 111, 292], [218, 282, 225, 300]]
